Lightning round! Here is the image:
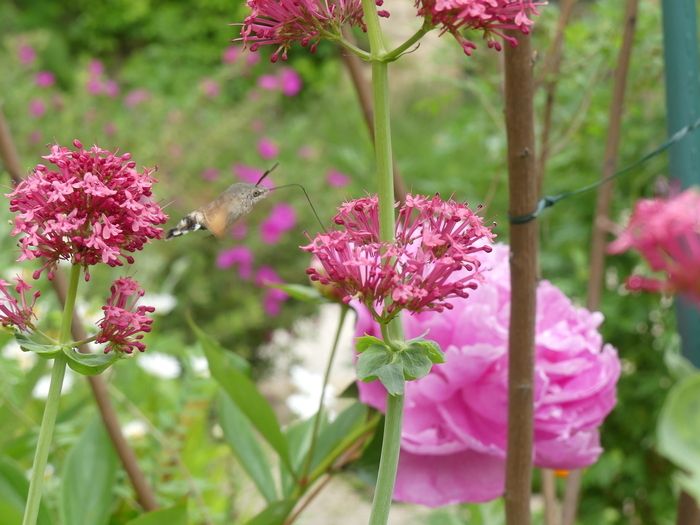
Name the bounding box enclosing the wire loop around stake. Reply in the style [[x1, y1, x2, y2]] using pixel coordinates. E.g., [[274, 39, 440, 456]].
[[508, 115, 700, 224]]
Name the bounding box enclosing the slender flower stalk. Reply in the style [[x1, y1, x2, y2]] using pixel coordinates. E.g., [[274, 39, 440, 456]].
[[23, 264, 81, 525]]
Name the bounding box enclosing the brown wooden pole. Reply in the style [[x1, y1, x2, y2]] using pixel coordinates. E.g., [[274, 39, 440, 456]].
[[0, 106, 159, 512], [503, 32, 539, 525]]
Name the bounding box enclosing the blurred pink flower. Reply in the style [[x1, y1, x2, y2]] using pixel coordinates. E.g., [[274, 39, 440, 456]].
[[240, 0, 373, 62], [223, 45, 241, 64], [86, 77, 104, 95], [261, 203, 297, 244], [256, 266, 288, 315], [88, 59, 104, 76], [7, 140, 168, 280], [0, 277, 40, 332], [280, 67, 302, 96], [200, 168, 220, 181], [609, 188, 700, 303], [104, 79, 120, 98], [35, 71, 55, 88], [18, 44, 36, 66], [257, 137, 279, 159], [104, 122, 117, 136], [245, 50, 261, 66], [303, 194, 494, 322], [217, 247, 254, 279], [231, 222, 248, 240], [124, 89, 150, 108], [28, 130, 42, 145], [96, 277, 155, 354], [200, 78, 221, 98], [297, 145, 316, 159], [417, 0, 541, 55], [233, 163, 274, 188], [354, 244, 620, 506], [28, 99, 46, 118], [326, 169, 349, 188], [258, 74, 280, 91]]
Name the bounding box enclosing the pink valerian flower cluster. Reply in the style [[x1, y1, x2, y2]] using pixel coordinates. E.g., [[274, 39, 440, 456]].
[[7, 140, 168, 281], [96, 278, 155, 354], [240, 0, 388, 62], [302, 194, 494, 322], [0, 277, 40, 333], [418, 0, 542, 55], [609, 188, 700, 304], [355, 244, 620, 506]]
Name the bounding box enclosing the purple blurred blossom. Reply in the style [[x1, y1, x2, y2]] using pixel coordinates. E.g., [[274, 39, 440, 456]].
[[222, 46, 240, 64], [258, 74, 279, 91], [18, 44, 36, 66], [327, 169, 350, 188], [261, 203, 297, 244], [216, 247, 254, 279], [280, 68, 302, 96], [245, 51, 261, 66], [28, 99, 46, 118], [104, 79, 120, 98], [35, 71, 55, 88], [257, 138, 279, 160], [104, 122, 117, 136], [231, 222, 248, 240], [200, 168, 219, 181], [88, 59, 104, 75], [256, 266, 288, 316], [86, 77, 104, 95], [124, 89, 150, 108], [233, 164, 273, 188], [200, 78, 221, 98]]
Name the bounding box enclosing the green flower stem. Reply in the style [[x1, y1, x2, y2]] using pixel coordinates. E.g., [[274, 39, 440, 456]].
[[23, 264, 81, 525], [380, 23, 432, 63], [300, 305, 350, 484], [334, 36, 372, 61]]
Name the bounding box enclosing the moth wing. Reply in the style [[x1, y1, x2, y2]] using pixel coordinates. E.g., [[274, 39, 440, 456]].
[[200, 196, 231, 238]]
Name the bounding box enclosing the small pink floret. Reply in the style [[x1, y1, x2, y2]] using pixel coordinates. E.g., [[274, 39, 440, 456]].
[[0, 277, 40, 332]]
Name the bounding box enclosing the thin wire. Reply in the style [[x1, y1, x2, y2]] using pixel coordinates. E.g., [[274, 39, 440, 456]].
[[270, 183, 328, 233], [510, 115, 700, 224]]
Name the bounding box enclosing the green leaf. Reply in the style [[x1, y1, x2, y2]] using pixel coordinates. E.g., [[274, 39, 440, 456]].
[[407, 338, 445, 364], [0, 457, 52, 525], [244, 500, 296, 525], [310, 403, 368, 470], [189, 319, 291, 472], [400, 346, 433, 380], [217, 392, 278, 503], [62, 347, 119, 375], [61, 417, 118, 525], [356, 345, 392, 381], [280, 417, 316, 496], [14, 333, 61, 357], [125, 501, 188, 525], [375, 362, 405, 396], [270, 283, 324, 303], [355, 335, 387, 353]]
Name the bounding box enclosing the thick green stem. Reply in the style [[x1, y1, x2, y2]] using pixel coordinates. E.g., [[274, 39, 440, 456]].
[[23, 264, 81, 525], [381, 24, 432, 63], [300, 306, 349, 483]]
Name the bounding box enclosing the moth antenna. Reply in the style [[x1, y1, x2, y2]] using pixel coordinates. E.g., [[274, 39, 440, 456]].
[[256, 162, 279, 186], [269, 183, 327, 233]]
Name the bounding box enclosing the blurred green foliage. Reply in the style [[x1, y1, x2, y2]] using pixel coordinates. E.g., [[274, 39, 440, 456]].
[[0, 0, 689, 523]]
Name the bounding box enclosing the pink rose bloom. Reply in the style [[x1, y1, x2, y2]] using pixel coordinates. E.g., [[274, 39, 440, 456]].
[[354, 244, 620, 507], [280, 68, 302, 96], [200, 78, 221, 98], [28, 99, 46, 118], [256, 266, 288, 315], [258, 74, 280, 91], [222, 45, 240, 64], [35, 71, 55, 88], [257, 137, 279, 159], [124, 89, 150, 108], [326, 169, 349, 188], [609, 188, 700, 304], [261, 203, 297, 244], [18, 44, 36, 66], [217, 247, 254, 279]]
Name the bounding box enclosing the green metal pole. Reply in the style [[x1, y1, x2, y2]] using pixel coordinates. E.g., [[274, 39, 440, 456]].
[[661, 0, 700, 366]]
